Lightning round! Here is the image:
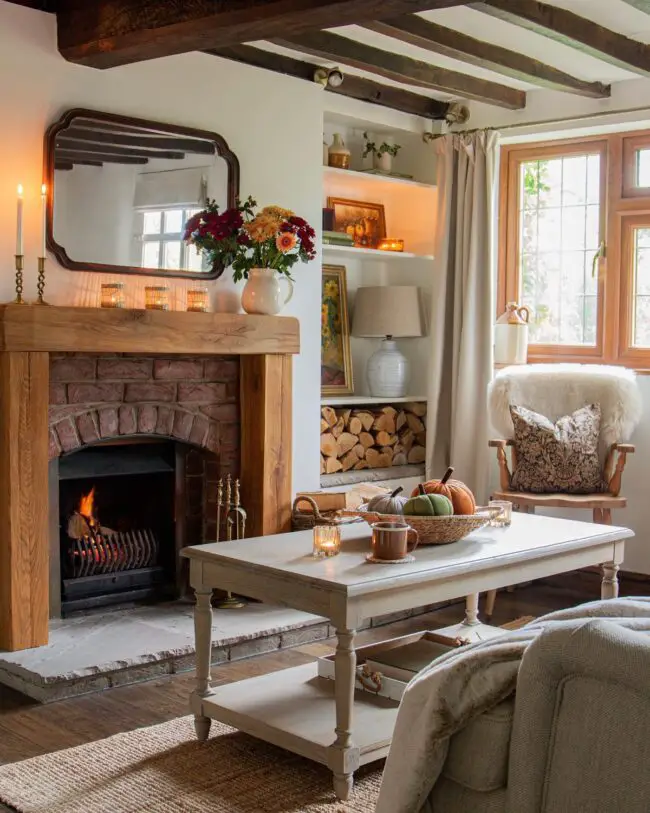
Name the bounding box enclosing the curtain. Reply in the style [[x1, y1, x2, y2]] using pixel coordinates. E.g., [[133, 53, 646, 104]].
[[425, 130, 499, 502]]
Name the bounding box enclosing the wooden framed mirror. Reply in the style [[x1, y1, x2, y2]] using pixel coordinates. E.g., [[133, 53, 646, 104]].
[[44, 109, 240, 279]]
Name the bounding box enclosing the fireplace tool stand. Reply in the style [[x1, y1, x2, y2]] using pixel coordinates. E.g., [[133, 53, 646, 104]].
[[215, 474, 247, 610]]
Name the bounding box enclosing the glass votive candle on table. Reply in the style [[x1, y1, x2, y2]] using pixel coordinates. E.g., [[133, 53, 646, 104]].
[[187, 287, 209, 312], [100, 282, 125, 308], [145, 286, 170, 311], [312, 524, 341, 557], [488, 500, 513, 527]]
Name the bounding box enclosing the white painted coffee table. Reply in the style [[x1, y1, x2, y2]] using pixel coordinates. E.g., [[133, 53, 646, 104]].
[[182, 513, 632, 801]]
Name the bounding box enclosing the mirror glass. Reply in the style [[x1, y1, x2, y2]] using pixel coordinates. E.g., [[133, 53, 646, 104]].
[[46, 110, 239, 279]]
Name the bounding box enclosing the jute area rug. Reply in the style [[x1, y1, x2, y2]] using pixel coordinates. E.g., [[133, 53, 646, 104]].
[[0, 716, 382, 813], [0, 618, 533, 813]]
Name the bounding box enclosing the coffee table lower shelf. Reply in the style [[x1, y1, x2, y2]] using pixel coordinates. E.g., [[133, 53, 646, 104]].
[[191, 662, 399, 767]]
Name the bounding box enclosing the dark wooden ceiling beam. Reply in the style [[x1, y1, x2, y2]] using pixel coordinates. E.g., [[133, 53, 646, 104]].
[[274, 30, 526, 108], [365, 16, 610, 98], [65, 127, 215, 154], [56, 150, 148, 165], [55, 0, 468, 69], [470, 0, 650, 78], [55, 138, 186, 160], [207, 45, 451, 120]]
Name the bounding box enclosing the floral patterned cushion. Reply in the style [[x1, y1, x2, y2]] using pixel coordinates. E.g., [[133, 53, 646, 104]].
[[510, 403, 605, 494]]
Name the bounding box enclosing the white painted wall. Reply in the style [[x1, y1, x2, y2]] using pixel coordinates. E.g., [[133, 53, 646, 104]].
[[0, 0, 334, 495]]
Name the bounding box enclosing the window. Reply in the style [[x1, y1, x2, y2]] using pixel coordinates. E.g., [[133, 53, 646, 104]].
[[500, 130, 650, 368], [137, 206, 204, 272]]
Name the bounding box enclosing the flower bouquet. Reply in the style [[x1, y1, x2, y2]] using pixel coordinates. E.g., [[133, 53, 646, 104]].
[[184, 196, 316, 282]]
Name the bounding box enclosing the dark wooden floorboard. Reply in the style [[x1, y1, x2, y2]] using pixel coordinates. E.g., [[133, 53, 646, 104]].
[[1, 571, 648, 765]]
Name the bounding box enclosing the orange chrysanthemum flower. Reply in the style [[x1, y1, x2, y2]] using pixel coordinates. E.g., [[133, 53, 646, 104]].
[[276, 232, 298, 253]]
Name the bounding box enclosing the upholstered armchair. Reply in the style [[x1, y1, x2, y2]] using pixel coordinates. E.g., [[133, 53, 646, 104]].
[[420, 619, 650, 812], [484, 364, 641, 617]]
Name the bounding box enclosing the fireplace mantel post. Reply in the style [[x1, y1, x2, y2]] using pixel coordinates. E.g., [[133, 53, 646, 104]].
[[0, 351, 50, 651], [240, 354, 292, 537]]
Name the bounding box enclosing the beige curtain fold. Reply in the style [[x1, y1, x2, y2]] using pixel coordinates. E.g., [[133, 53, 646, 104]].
[[425, 130, 499, 502]]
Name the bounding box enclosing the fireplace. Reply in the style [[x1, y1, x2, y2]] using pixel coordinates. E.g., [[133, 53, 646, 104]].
[[54, 441, 177, 614], [0, 305, 296, 651]]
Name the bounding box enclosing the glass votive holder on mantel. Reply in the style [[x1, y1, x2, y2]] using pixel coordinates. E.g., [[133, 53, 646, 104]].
[[144, 286, 170, 311], [187, 287, 209, 312], [312, 524, 341, 558], [100, 283, 125, 309], [488, 500, 513, 528]]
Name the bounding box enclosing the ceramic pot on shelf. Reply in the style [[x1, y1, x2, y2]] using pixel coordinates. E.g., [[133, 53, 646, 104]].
[[328, 134, 351, 170], [241, 268, 294, 316], [374, 152, 393, 173]]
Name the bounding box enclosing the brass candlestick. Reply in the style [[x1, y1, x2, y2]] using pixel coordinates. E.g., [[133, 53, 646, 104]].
[[35, 257, 49, 305], [13, 254, 25, 304]]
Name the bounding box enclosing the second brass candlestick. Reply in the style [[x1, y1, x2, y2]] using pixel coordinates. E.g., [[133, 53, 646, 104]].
[[13, 254, 25, 304], [35, 256, 50, 306]]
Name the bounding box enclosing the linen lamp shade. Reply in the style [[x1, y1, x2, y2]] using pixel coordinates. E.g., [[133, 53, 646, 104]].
[[352, 286, 424, 398], [352, 286, 424, 338]]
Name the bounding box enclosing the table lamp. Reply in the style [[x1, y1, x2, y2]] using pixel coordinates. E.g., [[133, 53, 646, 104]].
[[352, 286, 424, 398]]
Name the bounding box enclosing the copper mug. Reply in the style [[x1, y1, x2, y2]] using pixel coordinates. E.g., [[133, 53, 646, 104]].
[[370, 521, 419, 561]]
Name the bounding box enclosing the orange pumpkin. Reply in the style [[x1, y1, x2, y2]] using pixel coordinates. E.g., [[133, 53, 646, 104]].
[[411, 467, 476, 515]]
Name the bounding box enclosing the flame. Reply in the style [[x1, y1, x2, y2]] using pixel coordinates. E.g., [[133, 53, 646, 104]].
[[79, 487, 96, 520]]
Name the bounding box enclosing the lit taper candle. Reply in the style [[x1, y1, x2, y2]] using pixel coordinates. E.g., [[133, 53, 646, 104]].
[[40, 184, 47, 256], [16, 184, 23, 256]]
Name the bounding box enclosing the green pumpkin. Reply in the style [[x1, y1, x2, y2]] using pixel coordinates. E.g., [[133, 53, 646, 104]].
[[403, 493, 453, 517]]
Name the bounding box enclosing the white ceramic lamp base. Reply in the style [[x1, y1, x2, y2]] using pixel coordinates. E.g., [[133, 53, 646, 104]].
[[366, 338, 409, 398]]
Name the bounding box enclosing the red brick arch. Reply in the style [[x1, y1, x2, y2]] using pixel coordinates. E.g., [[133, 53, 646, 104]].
[[47, 353, 240, 462]]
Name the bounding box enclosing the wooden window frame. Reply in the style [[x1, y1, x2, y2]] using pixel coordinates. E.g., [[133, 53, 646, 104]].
[[499, 129, 650, 370]]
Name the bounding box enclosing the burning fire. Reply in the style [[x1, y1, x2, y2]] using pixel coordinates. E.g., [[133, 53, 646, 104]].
[[78, 487, 96, 520]]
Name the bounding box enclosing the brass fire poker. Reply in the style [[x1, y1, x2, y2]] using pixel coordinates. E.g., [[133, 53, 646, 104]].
[[35, 257, 50, 305], [13, 255, 25, 304], [215, 474, 247, 609]]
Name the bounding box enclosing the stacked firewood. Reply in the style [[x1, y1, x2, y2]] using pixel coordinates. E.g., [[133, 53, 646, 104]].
[[320, 403, 426, 474]]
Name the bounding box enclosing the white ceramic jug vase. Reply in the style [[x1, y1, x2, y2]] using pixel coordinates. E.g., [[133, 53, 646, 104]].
[[241, 268, 294, 315]]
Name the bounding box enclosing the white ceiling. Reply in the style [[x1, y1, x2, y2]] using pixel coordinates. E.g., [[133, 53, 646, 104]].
[[257, 1, 650, 106]]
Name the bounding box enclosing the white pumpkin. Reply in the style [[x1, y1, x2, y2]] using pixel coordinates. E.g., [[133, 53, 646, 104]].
[[366, 487, 407, 515]]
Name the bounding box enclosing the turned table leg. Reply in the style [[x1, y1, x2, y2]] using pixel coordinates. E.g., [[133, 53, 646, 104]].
[[463, 593, 481, 627], [328, 628, 359, 801], [193, 586, 214, 741], [601, 562, 620, 599]]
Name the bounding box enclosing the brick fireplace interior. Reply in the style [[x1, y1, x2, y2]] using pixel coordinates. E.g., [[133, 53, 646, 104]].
[[48, 353, 240, 617]]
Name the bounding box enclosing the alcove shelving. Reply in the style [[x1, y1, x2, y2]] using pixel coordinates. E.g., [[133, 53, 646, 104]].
[[321, 115, 437, 490]]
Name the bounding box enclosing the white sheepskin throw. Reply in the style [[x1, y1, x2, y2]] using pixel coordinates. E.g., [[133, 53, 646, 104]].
[[489, 364, 642, 459]]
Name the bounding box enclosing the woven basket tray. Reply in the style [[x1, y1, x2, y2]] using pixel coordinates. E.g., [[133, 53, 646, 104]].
[[342, 507, 492, 545]]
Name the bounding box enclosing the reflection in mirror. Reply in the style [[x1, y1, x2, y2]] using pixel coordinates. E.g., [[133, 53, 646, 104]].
[[45, 110, 239, 279]]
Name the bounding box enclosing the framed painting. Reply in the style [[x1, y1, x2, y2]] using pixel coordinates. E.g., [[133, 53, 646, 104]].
[[327, 197, 387, 249], [321, 265, 354, 396]]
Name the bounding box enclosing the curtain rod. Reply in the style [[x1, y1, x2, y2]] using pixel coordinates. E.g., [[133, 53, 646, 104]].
[[423, 104, 650, 141], [487, 104, 650, 132]]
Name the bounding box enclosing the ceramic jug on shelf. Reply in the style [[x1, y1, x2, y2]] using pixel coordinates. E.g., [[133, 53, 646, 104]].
[[328, 134, 351, 170], [494, 302, 530, 365]]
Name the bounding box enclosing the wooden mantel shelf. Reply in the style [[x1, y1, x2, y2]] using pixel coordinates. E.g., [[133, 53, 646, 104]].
[[0, 305, 300, 355]]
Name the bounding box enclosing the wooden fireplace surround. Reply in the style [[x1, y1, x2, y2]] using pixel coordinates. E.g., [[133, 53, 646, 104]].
[[0, 304, 299, 652]]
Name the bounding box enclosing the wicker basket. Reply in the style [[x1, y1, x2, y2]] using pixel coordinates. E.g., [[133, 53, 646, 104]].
[[291, 496, 360, 531], [341, 506, 492, 545]]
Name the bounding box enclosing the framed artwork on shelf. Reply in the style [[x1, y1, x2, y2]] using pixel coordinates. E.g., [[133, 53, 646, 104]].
[[327, 197, 387, 249], [321, 265, 354, 396]]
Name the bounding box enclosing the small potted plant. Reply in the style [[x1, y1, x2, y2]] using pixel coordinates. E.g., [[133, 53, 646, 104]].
[[184, 197, 316, 315], [363, 132, 402, 173]]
